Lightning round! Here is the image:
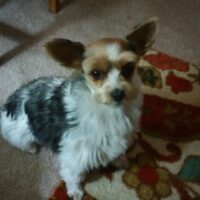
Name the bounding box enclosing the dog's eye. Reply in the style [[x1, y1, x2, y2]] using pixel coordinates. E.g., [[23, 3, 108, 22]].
[[90, 69, 104, 80], [121, 62, 135, 79]]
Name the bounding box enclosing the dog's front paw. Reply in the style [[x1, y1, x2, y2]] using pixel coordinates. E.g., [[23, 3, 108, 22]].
[[68, 189, 84, 200]]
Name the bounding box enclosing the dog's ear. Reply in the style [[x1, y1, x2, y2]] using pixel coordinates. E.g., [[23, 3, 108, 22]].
[[45, 39, 85, 69], [126, 18, 157, 56]]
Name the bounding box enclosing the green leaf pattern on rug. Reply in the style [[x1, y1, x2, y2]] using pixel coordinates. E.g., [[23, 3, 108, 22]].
[[178, 156, 200, 183], [138, 66, 162, 88]]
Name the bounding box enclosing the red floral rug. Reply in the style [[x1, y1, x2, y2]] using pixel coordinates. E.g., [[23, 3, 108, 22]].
[[48, 50, 200, 200]]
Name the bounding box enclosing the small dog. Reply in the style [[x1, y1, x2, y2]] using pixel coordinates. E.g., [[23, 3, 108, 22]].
[[0, 19, 156, 200]]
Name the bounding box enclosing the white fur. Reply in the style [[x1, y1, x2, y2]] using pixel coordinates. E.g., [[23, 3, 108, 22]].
[[0, 77, 142, 200], [106, 68, 122, 89], [0, 69, 142, 200], [106, 44, 121, 61], [45, 77, 66, 100], [0, 77, 65, 154], [58, 82, 142, 199], [0, 74, 142, 200], [90, 68, 123, 104], [0, 111, 37, 153]]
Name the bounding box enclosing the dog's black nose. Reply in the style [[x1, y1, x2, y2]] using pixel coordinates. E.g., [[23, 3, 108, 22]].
[[111, 89, 125, 103]]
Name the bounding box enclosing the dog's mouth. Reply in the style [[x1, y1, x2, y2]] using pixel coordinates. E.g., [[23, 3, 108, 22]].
[[92, 92, 128, 106]]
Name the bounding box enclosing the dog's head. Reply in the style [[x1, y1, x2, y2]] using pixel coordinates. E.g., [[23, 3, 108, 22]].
[[46, 19, 157, 105]]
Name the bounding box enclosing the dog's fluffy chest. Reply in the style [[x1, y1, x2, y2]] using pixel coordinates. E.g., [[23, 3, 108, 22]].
[[60, 86, 137, 170]]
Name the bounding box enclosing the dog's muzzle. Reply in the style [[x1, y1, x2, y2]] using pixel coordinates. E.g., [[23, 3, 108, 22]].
[[111, 89, 125, 103]]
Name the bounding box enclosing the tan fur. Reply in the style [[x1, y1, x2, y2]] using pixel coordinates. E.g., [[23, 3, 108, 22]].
[[43, 19, 157, 200], [82, 55, 110, 87], [85, 38, 129, 58], [83, 44, 139, 92], [46, 19, 157, 105], [45, 39, 84, 69], [115, 52, 139, 71], [83, 55, 110, 75], [87, 38, 129, 49]]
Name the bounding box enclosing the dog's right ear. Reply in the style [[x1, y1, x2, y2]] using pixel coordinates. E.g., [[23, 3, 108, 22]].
[[45, 39, 85, 69]]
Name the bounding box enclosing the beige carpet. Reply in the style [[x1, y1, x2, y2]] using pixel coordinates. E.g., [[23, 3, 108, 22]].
[[0, 1, 199, 200]]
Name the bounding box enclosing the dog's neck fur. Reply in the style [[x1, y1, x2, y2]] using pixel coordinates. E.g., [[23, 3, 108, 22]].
[[59, 73, 142, 170]]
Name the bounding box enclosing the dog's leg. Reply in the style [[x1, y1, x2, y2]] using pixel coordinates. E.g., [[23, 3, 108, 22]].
[[59, 154, 85, 200], [0, 111, 40, 154], [60, 168, 84, 200]]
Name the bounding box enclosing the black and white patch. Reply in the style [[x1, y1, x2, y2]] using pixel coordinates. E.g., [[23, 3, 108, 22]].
[[2, 77, 78, 152]]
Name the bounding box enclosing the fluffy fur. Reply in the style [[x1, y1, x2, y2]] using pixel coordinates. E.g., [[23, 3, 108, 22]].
[[0, 19, 157, 200]]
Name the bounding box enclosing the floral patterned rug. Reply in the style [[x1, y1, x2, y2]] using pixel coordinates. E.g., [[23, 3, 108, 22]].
[[48, 51, 200, 200]]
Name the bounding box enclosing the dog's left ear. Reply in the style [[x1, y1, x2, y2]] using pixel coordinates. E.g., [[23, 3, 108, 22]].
[[45, 39, 85, 69], [126, 18, 157, 56]]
